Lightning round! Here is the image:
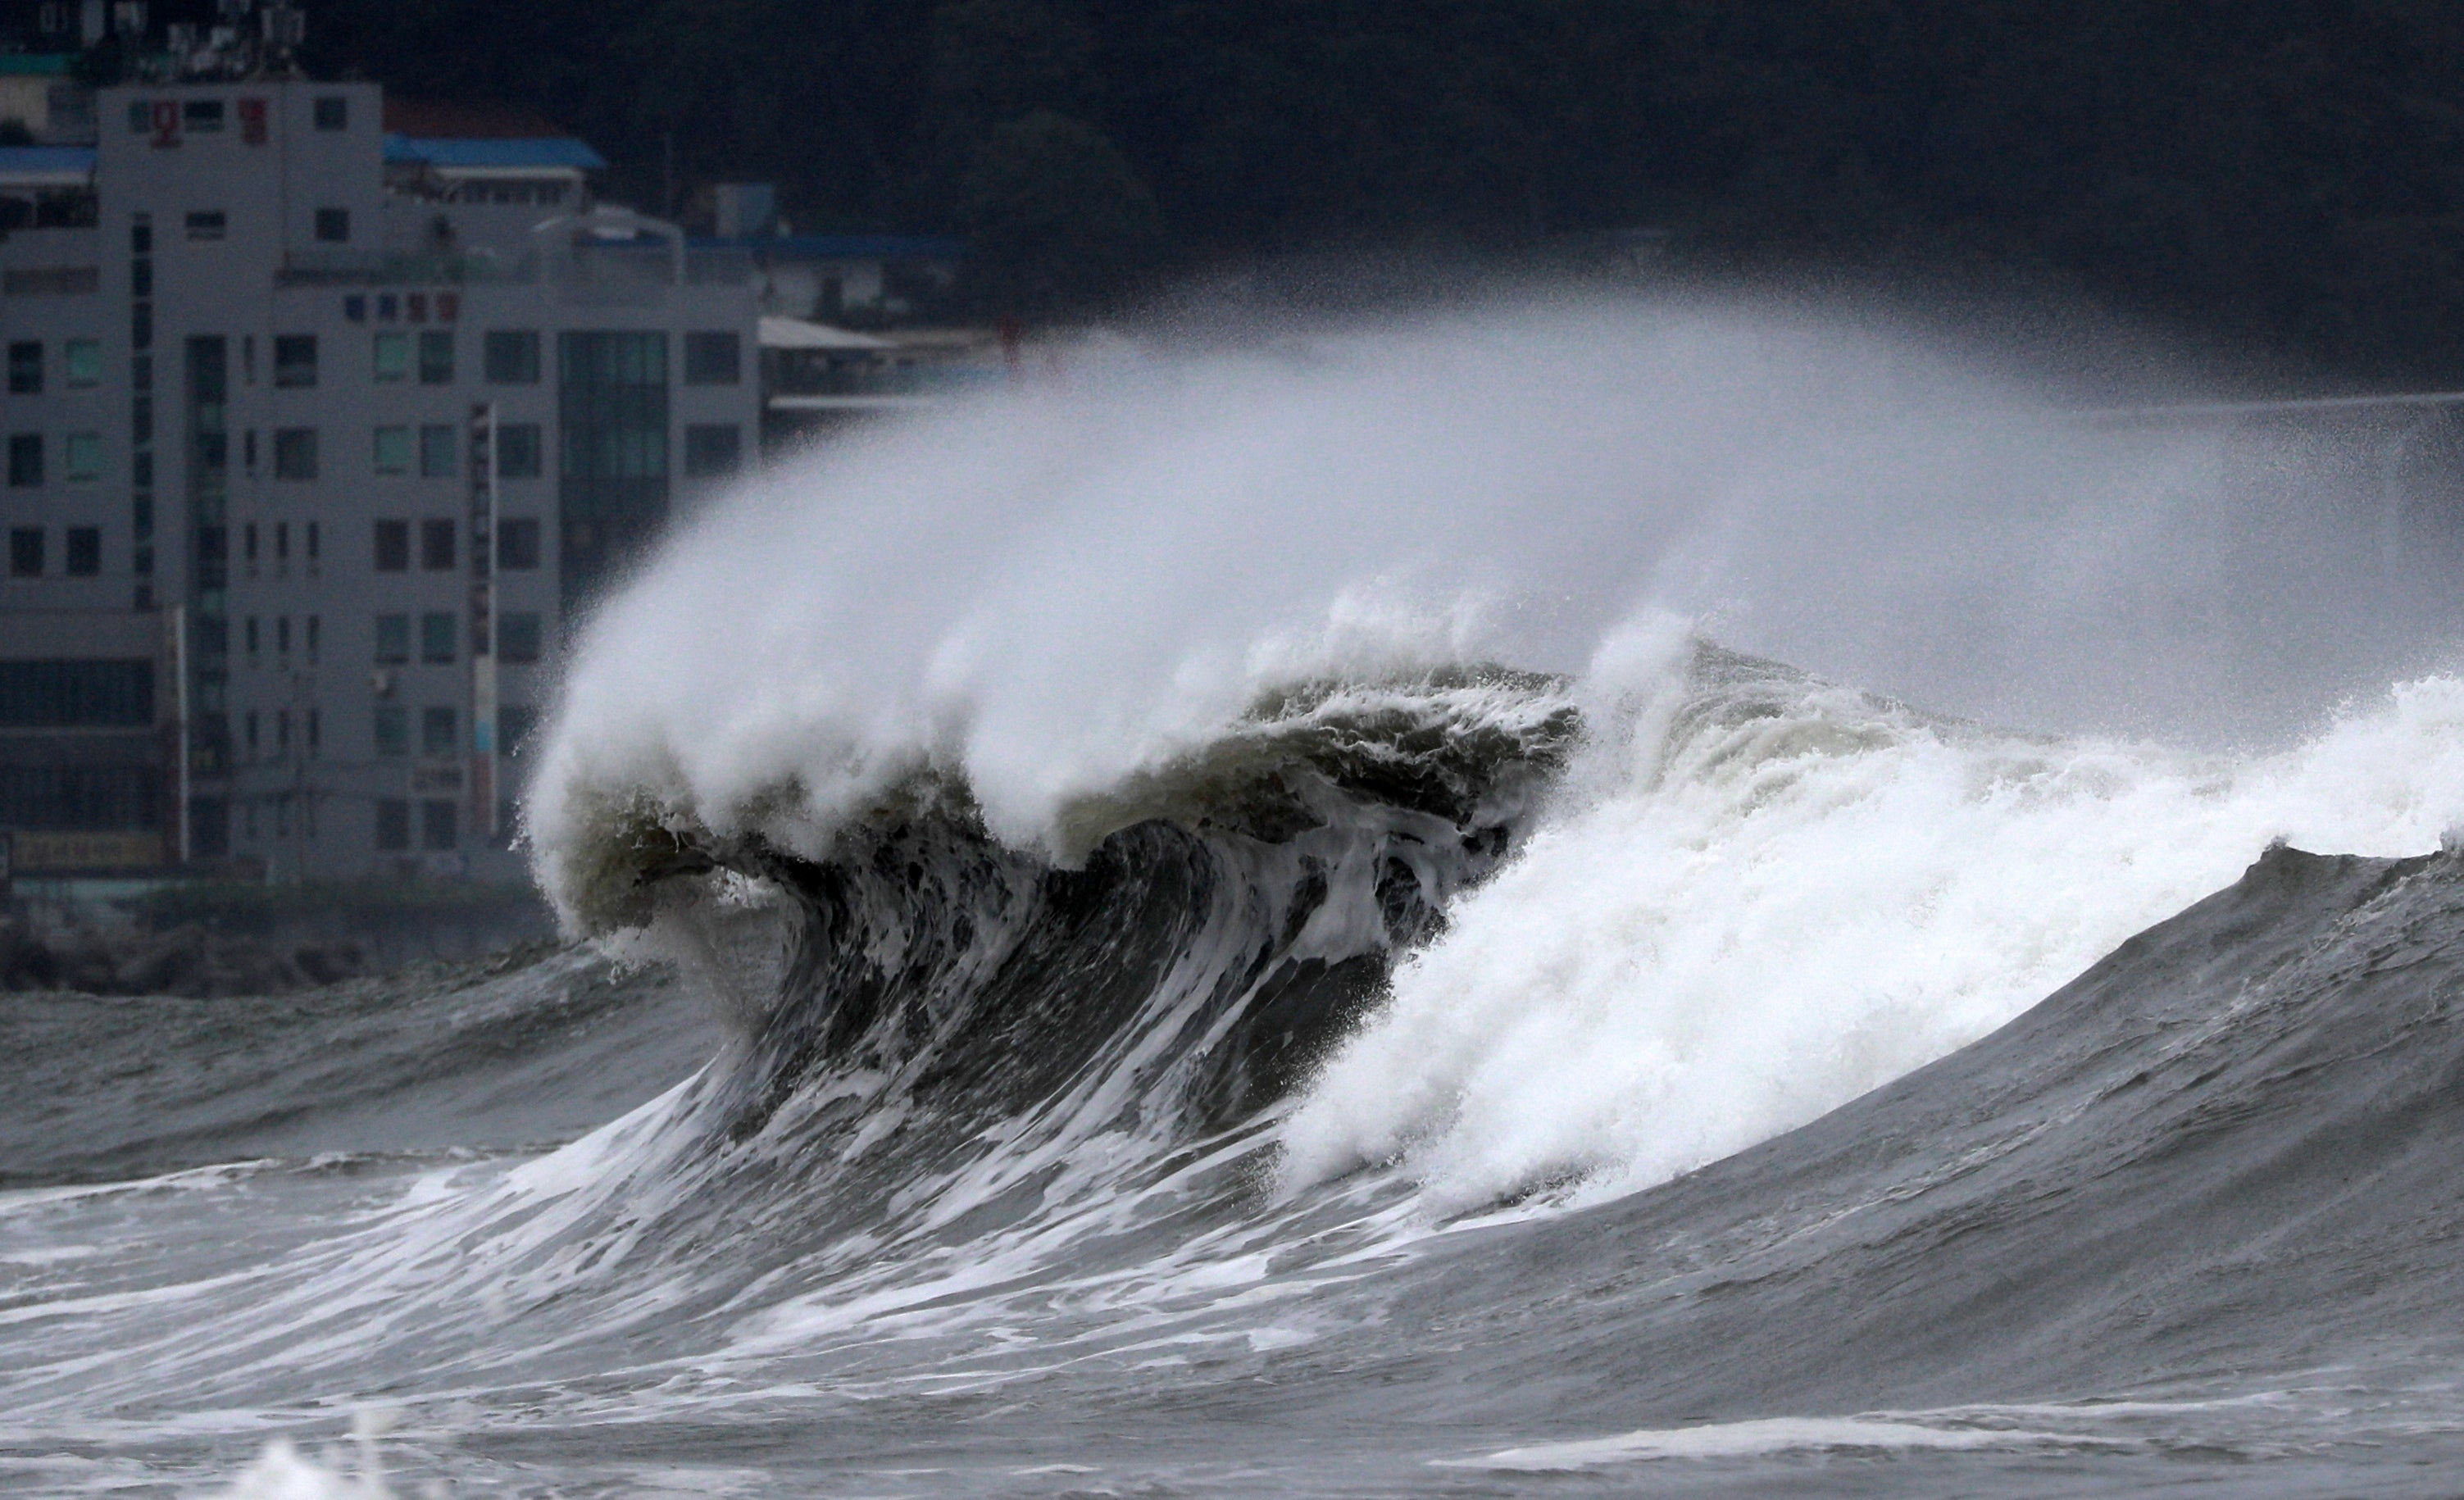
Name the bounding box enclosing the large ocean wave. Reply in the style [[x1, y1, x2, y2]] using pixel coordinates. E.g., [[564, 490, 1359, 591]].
[[11, 298, 2464, 1497]]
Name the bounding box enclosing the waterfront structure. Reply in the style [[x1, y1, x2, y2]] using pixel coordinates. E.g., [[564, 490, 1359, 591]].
[[0, 79, 759, 881]]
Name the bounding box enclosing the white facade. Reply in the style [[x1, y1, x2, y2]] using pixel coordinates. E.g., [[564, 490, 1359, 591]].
[[0, 80, 760, 881]]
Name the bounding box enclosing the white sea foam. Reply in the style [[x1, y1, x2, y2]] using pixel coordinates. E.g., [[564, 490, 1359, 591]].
[[529, 297, 2453, 932], [1439, 1415, 2095, 1469], [525, 294, 2464, 1216], [1276, 648, 2464, 1211]]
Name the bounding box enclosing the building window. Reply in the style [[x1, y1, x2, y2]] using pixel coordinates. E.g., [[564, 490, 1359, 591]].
[[184, 211, 226, 240], [374, 612, 409, 664], [64, 526, 98, 576], [684, 423, 741, 479], [373, 331, 408, 382], [421, 798, 457, 850], [557, 331, 670, 611], [420, 611, 456, 663], [420, 517, 456, 570], [684, 331, 740, 385], [499, 702, 537, 757], [373, 425, 411, 475], [10, 528, 43, 576], [421, 706, 458, 758], [498, 422, 542, 478], [0, 659, 152, 725], [314, 95, 348, 131], [183, 99, 224, 133], [132, 259, 152, 296], [498, 611, 543, 664], [307, 614, 321, 661], [306, 520, 320, 562], [484, 330, 540, 384], [497, 517, 540, 570], [64, 339, 99, 388], [63, 432, 101, 482], [375, 797, 409, 848], [373, 705, 407, 758], [8, 341, 41, 393], [273, 334, 316, 388], [314, 208, 349, 243], [274, 427, 317, 480], [373, 518, 409, 571], [418, 330, 454, 384], [419, 423, 456, 477], [245, 614, 260, 655], [7, 434, 41, 488]]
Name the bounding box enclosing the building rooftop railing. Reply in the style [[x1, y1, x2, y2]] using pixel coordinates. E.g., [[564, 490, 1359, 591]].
[[276, 248, 541, 287]]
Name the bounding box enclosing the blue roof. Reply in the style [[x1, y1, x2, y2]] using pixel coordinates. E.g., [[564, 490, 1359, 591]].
[[0, 145, 95, 176], [693, 234, 966, 261], [383, 135, 607, 171]]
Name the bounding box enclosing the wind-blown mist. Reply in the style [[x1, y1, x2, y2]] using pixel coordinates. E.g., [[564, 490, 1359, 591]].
[[529, 294, 2464, 1210]]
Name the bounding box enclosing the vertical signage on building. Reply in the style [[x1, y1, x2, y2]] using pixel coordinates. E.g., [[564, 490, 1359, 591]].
[[149, 100, 179, 148], [238, 98, 268, 145], [468, 402, 498, 841]]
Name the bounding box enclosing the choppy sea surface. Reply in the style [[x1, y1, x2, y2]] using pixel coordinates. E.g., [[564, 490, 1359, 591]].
[[12, 302, 2464, 1496]]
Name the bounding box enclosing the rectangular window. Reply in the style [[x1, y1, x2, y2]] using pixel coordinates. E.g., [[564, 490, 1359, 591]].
[[373, 518, 409, 571], [307, 615, 321, 661], [314, 95, 348, 131], [63, 433, 101, 482], [245, 614, 260, 655], [184, 211, 226, 240], [131, 259, 152, 296], [684, 331, 741, 385], [484, 330, 540, 384], [130, 217, 151, 254], [273, 334, 316, 388], [557, 331, 670, 610], [373, 706, 407, 757], [375, 797, 410, 848], [498, 611, 543, 664], [373, 425, 411, 475], [0, 660, 152, 725], [499, 702, 538, 757], [275, 616, 291, 655], [372, 331, 408, 382], [64, 525, 98, 576], [421, 517, 457, 570], [684, 423, 741, 479], [421, 706, 458, 758], [418, 330, 454, 384], [8, 434, 41, 488], [306, 520, 320, 562], [131, 394, 152, 444], [9, 527, 43, 576], [182, 99, 224, 133], [274, 427, 317, 480], [8, 341, 42, 393], [498, 422, 542, 479], [497, 516, 540, 570], [313, 207, 350, 243], [421, 798, 457, 850], [419, 423, 456, 478], [373, 612, 409, 664], [420, 611, 456, 663], [64, 339, 99, 387]]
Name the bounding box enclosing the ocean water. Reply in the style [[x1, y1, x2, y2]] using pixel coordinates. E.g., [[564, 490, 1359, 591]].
[[7, 298, 2464, 1498]]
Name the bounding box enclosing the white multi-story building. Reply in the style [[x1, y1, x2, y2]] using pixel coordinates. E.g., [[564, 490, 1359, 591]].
[[0, 77, 759, 882]]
